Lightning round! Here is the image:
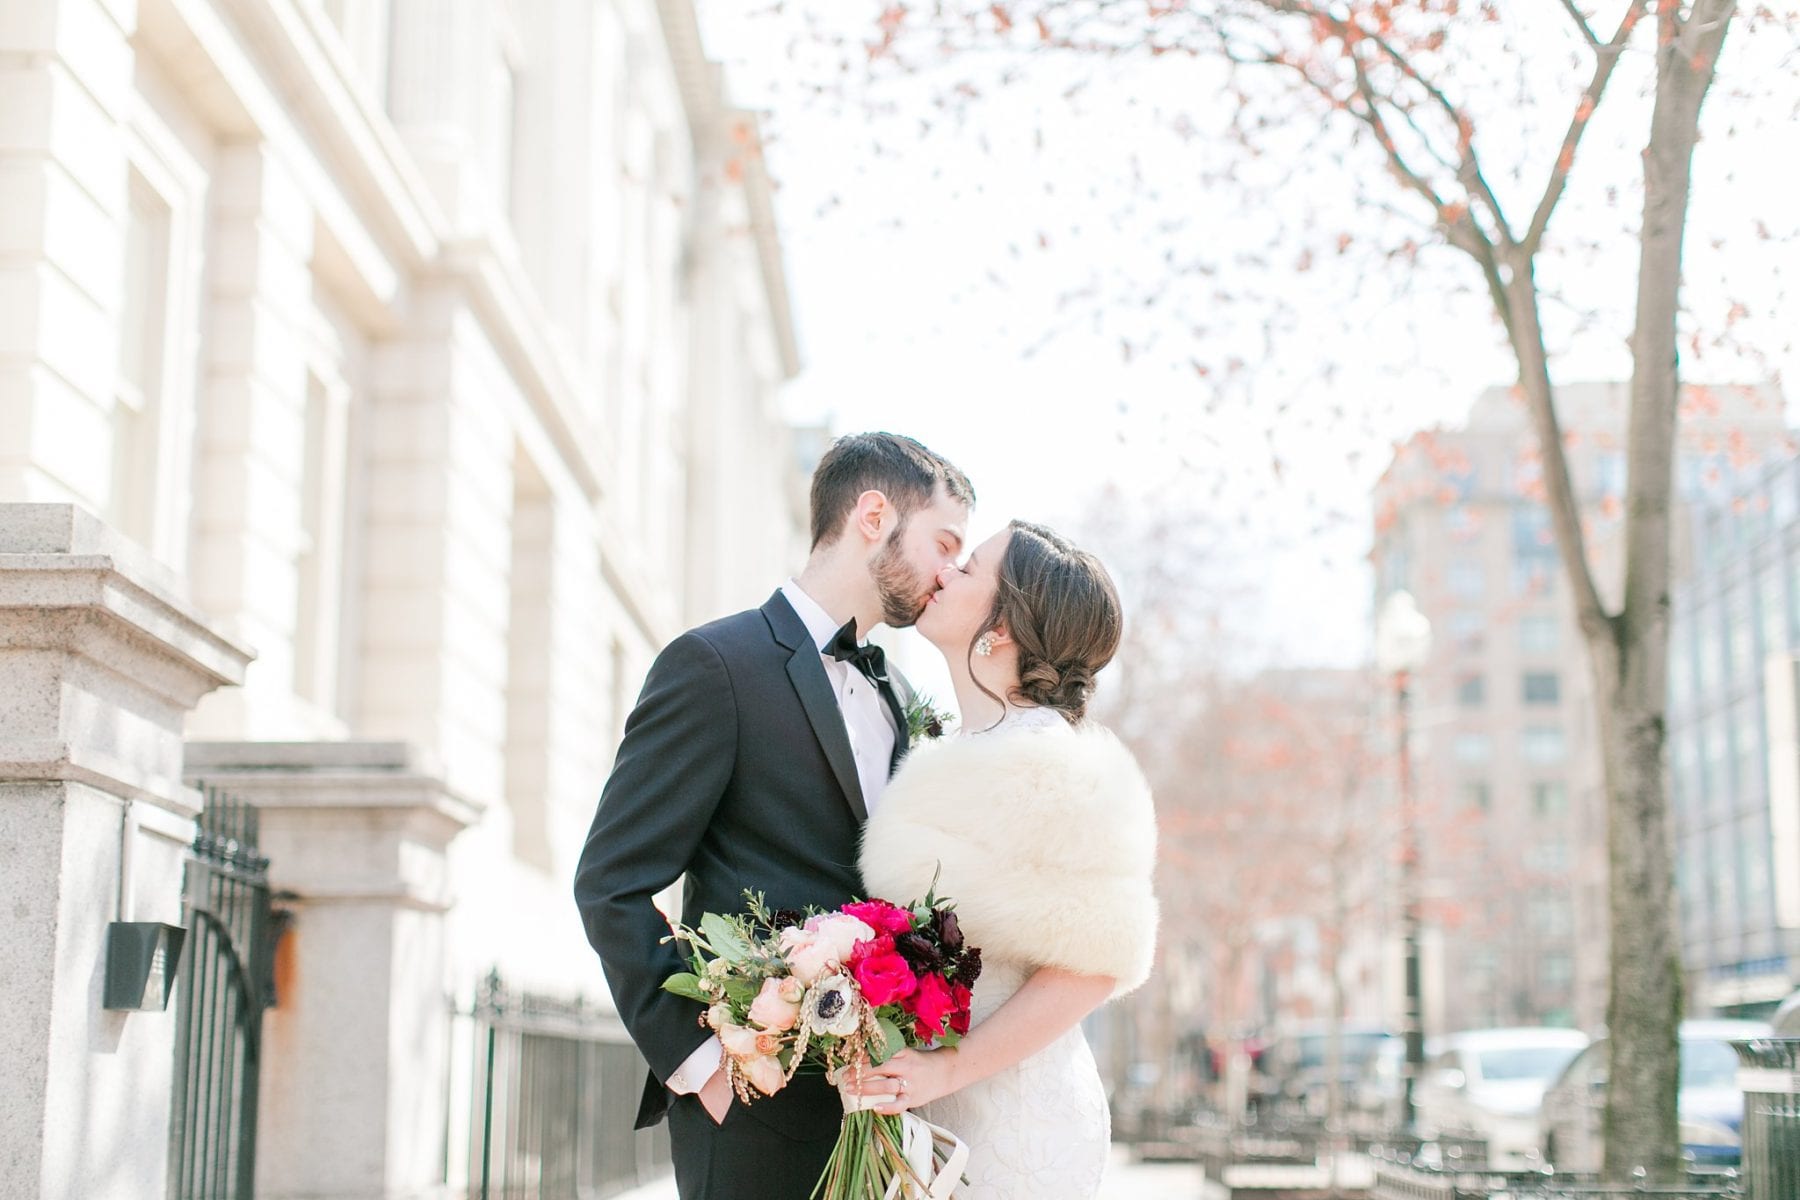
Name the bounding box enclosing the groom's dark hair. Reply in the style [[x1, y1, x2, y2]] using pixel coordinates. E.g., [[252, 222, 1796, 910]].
[[809, 433, 974, 549]]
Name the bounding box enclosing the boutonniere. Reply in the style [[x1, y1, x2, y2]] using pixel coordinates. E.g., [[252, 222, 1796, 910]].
[[903, 693, 956, 742]]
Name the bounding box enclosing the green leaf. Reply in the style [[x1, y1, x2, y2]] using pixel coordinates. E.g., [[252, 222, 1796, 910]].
[[873, 1016, 905, 1063], [661, 973, 710, 1002], [722, 976, 760, 1005], [701, 912, 755, 963]]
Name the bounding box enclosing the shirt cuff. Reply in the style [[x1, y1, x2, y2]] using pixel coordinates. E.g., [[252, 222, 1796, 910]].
[[667, 1035, 722, 1095]]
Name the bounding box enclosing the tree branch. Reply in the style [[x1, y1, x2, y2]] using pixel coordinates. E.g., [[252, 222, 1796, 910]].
[[1256, 0, 1516, 242], [1556, 0, 1603, 48], [1521, 0, 1651, 257]]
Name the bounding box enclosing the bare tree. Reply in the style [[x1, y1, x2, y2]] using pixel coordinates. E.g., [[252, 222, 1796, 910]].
[[841, 1, 1764, 1178]]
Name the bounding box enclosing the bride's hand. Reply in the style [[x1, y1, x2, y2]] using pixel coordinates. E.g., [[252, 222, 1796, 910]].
[[863, 1048, 960, 1115]]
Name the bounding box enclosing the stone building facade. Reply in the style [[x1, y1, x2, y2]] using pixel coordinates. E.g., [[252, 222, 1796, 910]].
[[1, 1, 806, 1196]]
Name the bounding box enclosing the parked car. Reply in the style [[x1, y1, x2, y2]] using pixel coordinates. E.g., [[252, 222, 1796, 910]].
[[1255, 1023, 1394, 1115], [1413, 1027, 1590, 1167], [1538, 1018, 1771, 1170]]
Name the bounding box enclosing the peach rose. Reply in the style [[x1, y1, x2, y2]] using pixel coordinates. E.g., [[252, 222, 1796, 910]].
[[741, 1054, 787, 1096], [748, 976, 801, 1032]]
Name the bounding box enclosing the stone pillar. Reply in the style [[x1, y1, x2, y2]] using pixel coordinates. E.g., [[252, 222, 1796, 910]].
[[0, 503, 253, 1200], [181, 740, 481, 1200], [185, 141, 318, 739]]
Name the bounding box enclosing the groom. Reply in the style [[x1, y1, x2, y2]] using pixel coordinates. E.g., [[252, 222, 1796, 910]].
[[574, 432, 974, 1199]]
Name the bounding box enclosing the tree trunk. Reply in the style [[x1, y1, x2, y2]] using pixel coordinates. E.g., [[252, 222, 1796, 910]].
[[1602, 0, 1734, 1182]]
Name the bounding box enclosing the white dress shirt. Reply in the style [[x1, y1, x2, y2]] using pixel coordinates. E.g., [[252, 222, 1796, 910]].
[[667, 580, 899, 1097]]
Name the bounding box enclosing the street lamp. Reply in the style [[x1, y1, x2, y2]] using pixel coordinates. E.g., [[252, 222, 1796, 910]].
[[1375, 591, 1432, 1137]]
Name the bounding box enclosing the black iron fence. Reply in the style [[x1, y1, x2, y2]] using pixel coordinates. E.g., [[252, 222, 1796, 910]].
[[168, 787, 276, 1200], [1729, 1037, 1799, 1200], [453, 970, 671, 1199], [1368, 1148, 1742, 1200]]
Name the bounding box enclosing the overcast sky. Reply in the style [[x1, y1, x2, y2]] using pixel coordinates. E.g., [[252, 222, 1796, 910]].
[[697, 2, 1800, 672]]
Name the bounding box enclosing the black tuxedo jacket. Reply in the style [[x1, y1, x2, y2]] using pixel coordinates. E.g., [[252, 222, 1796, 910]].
[[573, 590, 913, 1138]]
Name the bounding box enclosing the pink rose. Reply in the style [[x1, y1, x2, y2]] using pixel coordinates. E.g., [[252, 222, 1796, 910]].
[[906, 972, 955, 1041], [851, 950, 919, 1009], [780, 926, 833, 984], [748, 977, 800, 1032], [754, 1030, 783, 1056], [742, 1054, 787, 1096], [810, 914, 877, 962], [842, 899, 915, 935]]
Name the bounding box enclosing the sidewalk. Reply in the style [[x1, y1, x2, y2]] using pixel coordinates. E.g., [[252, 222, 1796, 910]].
[[612, 1145, 1206, 1198]]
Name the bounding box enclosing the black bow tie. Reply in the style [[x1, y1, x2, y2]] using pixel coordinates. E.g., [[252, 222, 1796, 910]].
[[826, 620, 888, 686]]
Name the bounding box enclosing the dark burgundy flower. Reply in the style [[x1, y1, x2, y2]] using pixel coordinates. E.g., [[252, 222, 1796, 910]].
[[954, 946, 982, 987], [770, 908, 806, 932], [931, 908, 964, 954], [894, 932, 945, 975]]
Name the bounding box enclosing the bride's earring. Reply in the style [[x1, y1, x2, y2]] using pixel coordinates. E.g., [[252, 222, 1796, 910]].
[[973, 633, 996, 657]]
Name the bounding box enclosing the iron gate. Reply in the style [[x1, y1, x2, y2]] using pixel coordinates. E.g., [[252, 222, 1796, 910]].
[[168, 787, 275, 1200]]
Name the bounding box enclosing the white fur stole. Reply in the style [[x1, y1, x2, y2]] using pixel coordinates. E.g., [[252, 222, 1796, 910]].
[[859, 721, 1158, 996]]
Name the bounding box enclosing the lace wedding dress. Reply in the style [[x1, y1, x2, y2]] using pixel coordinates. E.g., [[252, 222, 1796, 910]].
[[914, 706, 1111, 1199]]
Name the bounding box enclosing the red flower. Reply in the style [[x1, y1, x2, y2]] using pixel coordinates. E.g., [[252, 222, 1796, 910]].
[[842, 899, 915, 936], [906, 972, 956, 1040], [851, 950, 919, 1008], [848, 933, 894, 966], [949, 982, 973, 1036]]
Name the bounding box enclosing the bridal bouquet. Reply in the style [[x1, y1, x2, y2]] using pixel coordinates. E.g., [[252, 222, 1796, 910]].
[[662, 888, 980, 1199]]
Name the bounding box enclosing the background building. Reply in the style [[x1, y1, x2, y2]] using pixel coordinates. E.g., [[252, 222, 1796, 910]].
[[1667, 454, 1800, 1019], [1, 1, 804, 1197], [1369, 381, 1788, 1035]]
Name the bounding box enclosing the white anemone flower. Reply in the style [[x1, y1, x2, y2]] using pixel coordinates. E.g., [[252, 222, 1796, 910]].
[[803, 972, 862, 1037]]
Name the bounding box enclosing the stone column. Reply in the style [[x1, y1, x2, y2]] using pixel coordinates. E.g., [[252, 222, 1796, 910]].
[[181, 740, 481, 1200], [185, 141, 318, 739], [0, 503, 253, 1200]]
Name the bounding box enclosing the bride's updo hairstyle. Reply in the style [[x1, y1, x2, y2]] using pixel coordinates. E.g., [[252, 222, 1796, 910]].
[[975, 520, 1123, 724]]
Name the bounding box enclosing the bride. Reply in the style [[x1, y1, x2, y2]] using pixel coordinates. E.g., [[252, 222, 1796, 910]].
[[855, 519, 1158, 1199]]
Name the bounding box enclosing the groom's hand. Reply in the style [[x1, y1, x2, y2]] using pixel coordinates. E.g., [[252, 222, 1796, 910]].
[[698, 1069, 732, 1126]]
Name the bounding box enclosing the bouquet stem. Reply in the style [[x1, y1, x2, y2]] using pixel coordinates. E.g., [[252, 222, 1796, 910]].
[[812, 1109, 929, 1200]]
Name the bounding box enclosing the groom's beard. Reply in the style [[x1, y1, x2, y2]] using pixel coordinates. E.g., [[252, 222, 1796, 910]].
[[871, 534, 930, 628]]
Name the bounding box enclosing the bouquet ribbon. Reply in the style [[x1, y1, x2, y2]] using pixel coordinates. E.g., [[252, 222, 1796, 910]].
[[839, 1085, 969, 1200]]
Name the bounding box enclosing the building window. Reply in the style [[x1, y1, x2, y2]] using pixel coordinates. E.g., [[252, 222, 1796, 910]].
[[1727, 588, 1754, 685], [1540, 953, 1573, 989], [1448, 611, 1485, 654], [1519, 615, 1559, 656], [1527, 838, 1571, 872], [112, 170, 177, 557], [1457, 674, 1486, 707], [1523, 672, 1560, 705], [1512, 504, 1556, 559], [1445, 505, 1479, 541], [1530, 896, 1572, 936], [1531, 781, 1568, 816], [1454, 733, 1492, 765], [1759, 563, 1788, 661], [1522, 726, 1566, 765], [1513, 559, 1553, 596], [1461, 781, 1492, 811], [1448, 558, 1485, 600]]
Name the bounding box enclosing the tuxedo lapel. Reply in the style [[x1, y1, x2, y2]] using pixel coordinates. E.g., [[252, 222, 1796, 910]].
[[881, 678, 910, 773], [763, 592, 868, 823]]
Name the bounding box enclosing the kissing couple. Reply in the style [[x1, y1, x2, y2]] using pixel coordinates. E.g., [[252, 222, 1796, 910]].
[[574, 432, 1158, 1199]]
